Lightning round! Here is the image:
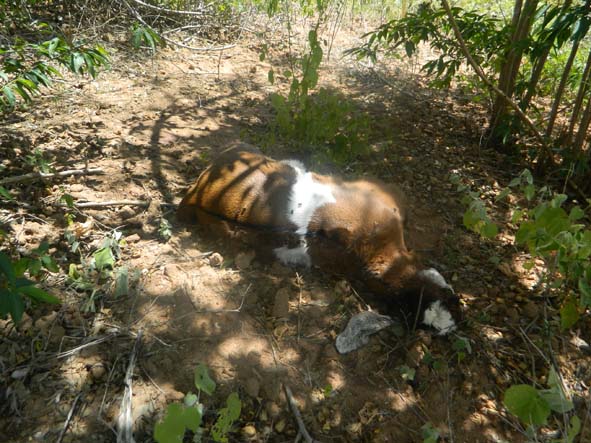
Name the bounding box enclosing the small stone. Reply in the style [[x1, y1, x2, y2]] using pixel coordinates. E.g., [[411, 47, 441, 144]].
[[90, 363, 107, 381], [265, 401, 281, 418], [119, 206, 135, 219], [126, 233, 141, 243], [70, 184, 84, 193], [272, 288, 291, 318], [165, 389, 185, 402], [505, 307, 520, 324], [523, 301, 540, 319], [241, 425, 257, 438], [34, 311, 58, 334], [50, 325, 66, 345], [17, 313, 33, 334], [274, 418, 286, 433], [244, 377, 260, 398], [209, 253, 223, 267], [235, 251, 255, 270], [334, 280, 351, 296], [406, 342, 425, 367]]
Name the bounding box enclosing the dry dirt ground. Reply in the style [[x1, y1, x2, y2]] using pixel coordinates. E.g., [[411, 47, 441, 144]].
[[1, 19, 591, 443]]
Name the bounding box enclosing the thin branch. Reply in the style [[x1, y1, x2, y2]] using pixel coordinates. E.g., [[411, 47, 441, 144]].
[[124, 0, 237, 52], [439, 0, 548, 150], [56, 392, 83, 443], [130, 0, 210, 16], [56, 200, 151, 209], [283, 384, 315, 443], [0, 168, 103, 185]]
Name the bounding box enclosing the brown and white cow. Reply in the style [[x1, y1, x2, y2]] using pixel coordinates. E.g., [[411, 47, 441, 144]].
[[178, 145, 459, 334]]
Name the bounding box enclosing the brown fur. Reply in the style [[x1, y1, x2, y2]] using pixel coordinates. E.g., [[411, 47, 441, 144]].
[[179, 146, 459, 319]]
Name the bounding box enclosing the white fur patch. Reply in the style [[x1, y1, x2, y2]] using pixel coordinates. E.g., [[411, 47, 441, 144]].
[[282, 160, 336, 235], [274, 244, 311, 267], [423, 300, 456, 335], [418, 268, 454, 293]]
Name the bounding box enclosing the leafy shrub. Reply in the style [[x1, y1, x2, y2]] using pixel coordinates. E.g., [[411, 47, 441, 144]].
[[1, 34, 109, 112], [504, 367, 580, 441], [454, 169, 591, 329], [348, 2, 508, 88], [154, 363, 242, 443], [267, 29, 369, 164]]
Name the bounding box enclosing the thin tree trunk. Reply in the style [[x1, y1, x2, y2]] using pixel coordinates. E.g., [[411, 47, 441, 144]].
[[490, 0, 538, 141], [440, 0, 547, 150], [567, 46, 591, 147], [521, 0, 573, 111], [573, 92, 591, 158], [490, 0, 524, 127], [546, 0, 591, 138], [521, 48, 550, 111]]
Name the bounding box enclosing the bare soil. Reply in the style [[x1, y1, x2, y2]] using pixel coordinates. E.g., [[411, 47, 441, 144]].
[[1, 19, 590, 443]]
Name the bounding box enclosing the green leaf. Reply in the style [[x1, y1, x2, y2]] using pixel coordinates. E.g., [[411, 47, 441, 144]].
[[0, 289, 25, 323], [0, 186, 13, 201], [579, 277, 591, 308], [194, 363, 216, 395], [495, 188, 511, 202], [398, 365, 416, 381], [13, 258, 29, 277], [524, 184, 535, 201], [154, 403, 186, 443], [114, 267, 129, 297], [560, 300, 579, 330], [268, 68, 274, 85], [184, 392, 198, 407], [504, 384, 550, 426], [183, 403, 203, 432], [28, 258, 42, 276], [60, 193, 75, 208], [539, 389, 573, 414], [41, 255, 59, 273], [93, 247, 115, 271], [480, 222, 498, 239], [211, 392, 241, 443], [543, 367, 574, 414], [569, 206, 585, 221], [18, 285, 60, 304], [2, 86, 16, 108], [421, 422, 440, 443], [566, 415, 581, 443], [0, 252, 16, 285]]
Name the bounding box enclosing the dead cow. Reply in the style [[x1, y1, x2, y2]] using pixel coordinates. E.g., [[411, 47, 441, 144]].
[[178, 145, 459, 335]]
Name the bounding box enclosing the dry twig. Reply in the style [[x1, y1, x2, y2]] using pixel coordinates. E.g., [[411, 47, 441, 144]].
[[0, 168, 103, 185], [283, 384, 315, 443], [56, 392, 82, 443]]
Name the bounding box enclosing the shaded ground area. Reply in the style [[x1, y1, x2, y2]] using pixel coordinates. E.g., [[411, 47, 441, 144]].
[[1, 21, 590, 443]]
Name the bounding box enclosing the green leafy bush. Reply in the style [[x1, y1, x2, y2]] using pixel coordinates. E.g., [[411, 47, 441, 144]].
[[154, 363, 242, 443], [454, 169, 591, 329], [1, 32, 109, 112], [348, 3, 508, 88], [267, 29, 369, 164], [504, 367, 580, 441]]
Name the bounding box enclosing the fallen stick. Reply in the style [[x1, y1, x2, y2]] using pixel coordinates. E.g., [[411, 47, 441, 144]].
[[0, 168, 104, 185], [56, 392, 82, 443], [283, 384, 315, 443], [56, 200, 151, 209], [117, 329, 143, 443]]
